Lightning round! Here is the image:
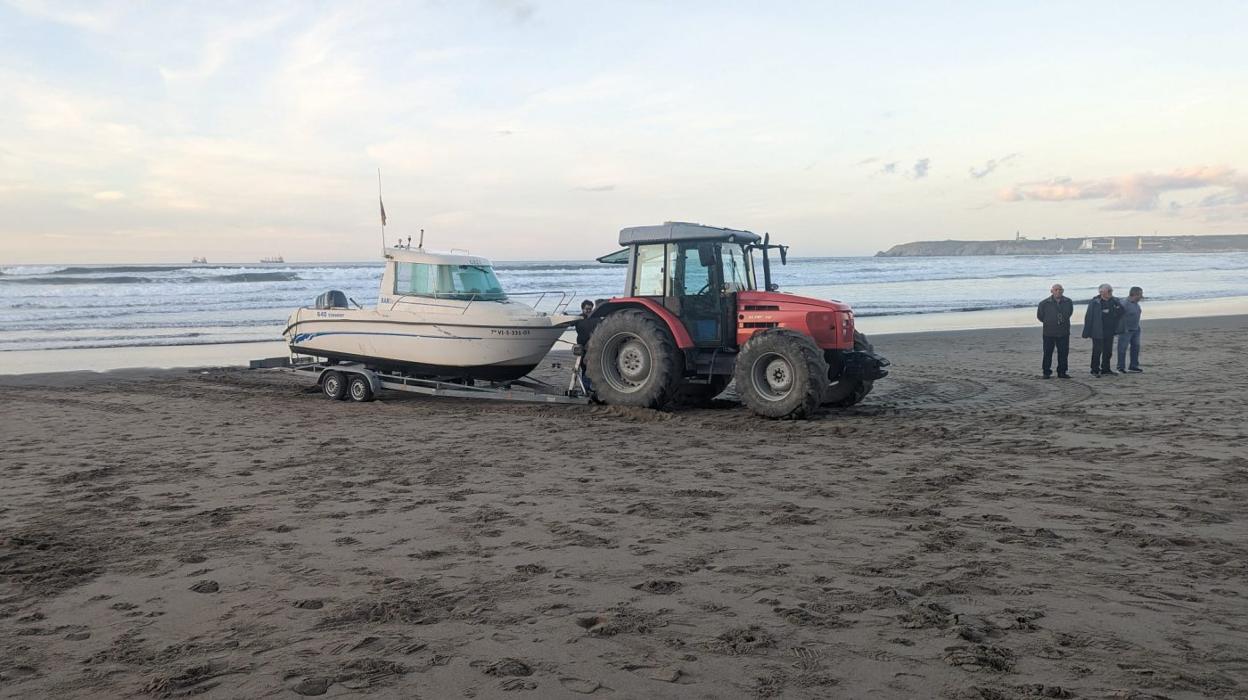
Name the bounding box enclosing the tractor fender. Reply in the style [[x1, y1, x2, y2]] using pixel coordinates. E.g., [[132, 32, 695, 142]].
[[591, 298, 695, 349]]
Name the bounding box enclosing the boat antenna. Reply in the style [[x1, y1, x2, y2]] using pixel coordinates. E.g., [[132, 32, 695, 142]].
[[418, 228, 424, 249], [377, 168, 387, 255]]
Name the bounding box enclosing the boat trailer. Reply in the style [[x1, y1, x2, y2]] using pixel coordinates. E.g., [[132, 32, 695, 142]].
[[252, 356, 591, 406]]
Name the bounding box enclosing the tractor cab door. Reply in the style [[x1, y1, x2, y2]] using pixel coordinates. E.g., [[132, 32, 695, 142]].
[[627, 241, 735, 348], [667, 242, 729, 347]]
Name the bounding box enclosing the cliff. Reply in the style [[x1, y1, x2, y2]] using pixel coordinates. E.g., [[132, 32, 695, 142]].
[[876, 234, 1248, 257]]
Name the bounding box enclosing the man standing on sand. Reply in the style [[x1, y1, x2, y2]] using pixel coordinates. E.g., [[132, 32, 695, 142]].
[[1116, 286, 1145, 373], [1082, 283, 1125, 377], [1036, 283, 1073, 378]]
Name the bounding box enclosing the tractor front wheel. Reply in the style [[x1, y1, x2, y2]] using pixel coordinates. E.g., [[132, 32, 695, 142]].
[[586, 309, 683, 409], [735, 329, 829, 419]]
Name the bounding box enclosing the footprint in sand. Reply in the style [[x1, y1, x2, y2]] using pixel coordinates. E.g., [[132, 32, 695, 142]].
[[632, 579, 682, 595], [189, 579, 219, 594]]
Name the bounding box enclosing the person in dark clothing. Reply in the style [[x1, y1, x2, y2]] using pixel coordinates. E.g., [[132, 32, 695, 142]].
[[1082, 283, 1126, 377], [574, 299, 596, 344], [573, 299, 598, 392], [1036, 283, 1073, 378]]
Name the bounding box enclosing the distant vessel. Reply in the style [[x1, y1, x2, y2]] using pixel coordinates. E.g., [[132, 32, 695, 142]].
[[191, 256, 208, 264], [260, 256, 285, 264]]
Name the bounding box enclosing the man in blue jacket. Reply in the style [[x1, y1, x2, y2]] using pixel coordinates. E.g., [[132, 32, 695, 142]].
[[1082, 284, 1126, 377], [1036, 283, 1073, 378], [1116, 286, 1144, 373]]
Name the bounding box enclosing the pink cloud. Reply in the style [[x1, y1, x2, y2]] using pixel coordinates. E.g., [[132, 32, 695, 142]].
[[999, 166, 1246, 211]]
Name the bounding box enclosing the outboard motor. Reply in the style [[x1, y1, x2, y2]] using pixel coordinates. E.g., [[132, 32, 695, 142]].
[[315, 290, 350, 309]]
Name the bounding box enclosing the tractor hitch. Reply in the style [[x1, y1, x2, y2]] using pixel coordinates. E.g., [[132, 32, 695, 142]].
[[839, 350, 891, 381]]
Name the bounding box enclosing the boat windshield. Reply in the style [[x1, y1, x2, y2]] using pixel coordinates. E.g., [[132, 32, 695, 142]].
[[394, 262, 508, 301]]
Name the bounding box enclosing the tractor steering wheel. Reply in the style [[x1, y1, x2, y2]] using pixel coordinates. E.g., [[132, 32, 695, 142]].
[[695, 282, 712, 295]]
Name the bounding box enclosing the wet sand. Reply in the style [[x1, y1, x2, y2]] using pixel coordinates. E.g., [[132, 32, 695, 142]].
[[2, 316, 1246, 698]]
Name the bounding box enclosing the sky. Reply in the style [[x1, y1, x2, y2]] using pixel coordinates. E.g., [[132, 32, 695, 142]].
[[2, 0, 1247, 263]]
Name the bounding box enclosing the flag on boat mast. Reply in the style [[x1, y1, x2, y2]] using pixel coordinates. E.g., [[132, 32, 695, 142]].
[[377, 168, 387, 255]]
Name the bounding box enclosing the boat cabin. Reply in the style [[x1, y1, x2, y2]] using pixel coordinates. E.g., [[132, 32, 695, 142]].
[[379, 247, 508, 307]]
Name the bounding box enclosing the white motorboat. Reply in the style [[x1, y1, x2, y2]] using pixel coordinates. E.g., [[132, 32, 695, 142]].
[[283, 246, 576, 381]]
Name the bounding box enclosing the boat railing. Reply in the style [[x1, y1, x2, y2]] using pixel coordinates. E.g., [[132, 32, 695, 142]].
[[386, 290, 575, 316], [499, 290, 575, 316]]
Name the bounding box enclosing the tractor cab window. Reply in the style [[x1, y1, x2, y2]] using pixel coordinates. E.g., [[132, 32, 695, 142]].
[[676, 244, 715, 295], [633, 244, 667, 296], [721, 243, 753, 292]]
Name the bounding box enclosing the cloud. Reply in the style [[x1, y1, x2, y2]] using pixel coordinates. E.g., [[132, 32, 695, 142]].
[[999, 166, 1246, 211], [575, 184, 615, 192], [487, 0, 536, 24], [93, 190, 125, 201], [969, 152, 1020, 179], [873, 158, 929, 179], [4, 0, 121, 32], [856, 157, 879, 166], [157, 11, 292, 83]]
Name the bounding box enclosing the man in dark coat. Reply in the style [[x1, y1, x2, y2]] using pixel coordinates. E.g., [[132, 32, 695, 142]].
[[1082, 283, 1126, 377], [1036, 283, 1073, 378], [573, 299, 598, 392]]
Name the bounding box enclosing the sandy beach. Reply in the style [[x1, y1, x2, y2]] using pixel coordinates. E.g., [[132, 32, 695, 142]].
[[2, 315, 1246, 699]]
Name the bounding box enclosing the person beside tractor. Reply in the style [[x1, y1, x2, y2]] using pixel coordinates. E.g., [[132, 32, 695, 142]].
[[1036, 283, 1073, 379], [1082, 283, 1126, 377], [1116, 286, 1145, 373], [573, 299, 599, 393]]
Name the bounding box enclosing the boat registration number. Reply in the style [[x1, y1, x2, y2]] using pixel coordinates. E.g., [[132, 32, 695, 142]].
[[490, 329, 531, 336]]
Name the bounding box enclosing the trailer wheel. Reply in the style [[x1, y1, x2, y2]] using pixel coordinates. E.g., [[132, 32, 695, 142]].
[[586, 309, 683, 409], [735, 329, 828, 419], [322, 370, 348, 400], [347, 374, 374, 402], [824, 331, 875, 408]]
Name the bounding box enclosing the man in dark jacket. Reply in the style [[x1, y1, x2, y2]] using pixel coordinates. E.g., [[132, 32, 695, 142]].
[[1082, 283, 1126, 377], [573, 299, 598, 392], [1036, 283, 1073, 378]]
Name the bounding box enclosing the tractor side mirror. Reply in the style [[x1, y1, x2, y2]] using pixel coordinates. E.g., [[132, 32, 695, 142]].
[[697, 243, 716, 268], [779, 246, 788, 265]]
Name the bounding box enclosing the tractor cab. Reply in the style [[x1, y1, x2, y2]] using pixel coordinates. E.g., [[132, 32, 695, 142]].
[[598, 222, 785, 348]]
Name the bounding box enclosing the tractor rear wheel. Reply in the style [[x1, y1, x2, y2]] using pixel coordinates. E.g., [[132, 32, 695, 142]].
[[824, 330, 875, 408], [735, 329, 829, 419], [586, 309, 683, 409]]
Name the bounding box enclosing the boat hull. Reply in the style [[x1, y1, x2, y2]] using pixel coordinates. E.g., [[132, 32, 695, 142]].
[[284, 314, 565, 382]]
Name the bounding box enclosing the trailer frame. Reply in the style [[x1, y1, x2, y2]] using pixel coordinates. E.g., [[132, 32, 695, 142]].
[[266, 356, 591, 406]]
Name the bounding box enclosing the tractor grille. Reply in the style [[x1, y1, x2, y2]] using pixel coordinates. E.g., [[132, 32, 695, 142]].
[[742, 321, 779, 329]]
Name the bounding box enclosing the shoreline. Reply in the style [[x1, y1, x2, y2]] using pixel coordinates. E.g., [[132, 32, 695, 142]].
[[3, 296, 1247, 376]]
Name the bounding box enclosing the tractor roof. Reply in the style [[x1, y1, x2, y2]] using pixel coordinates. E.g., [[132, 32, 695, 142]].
[[618, 221, 762, 246]]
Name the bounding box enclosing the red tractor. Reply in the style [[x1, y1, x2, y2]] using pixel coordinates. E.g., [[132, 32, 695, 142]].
[[585, 222, 889, 419]]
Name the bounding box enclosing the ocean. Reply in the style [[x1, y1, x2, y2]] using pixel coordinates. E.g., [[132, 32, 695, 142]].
[[2, 252, 1247, 353]]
